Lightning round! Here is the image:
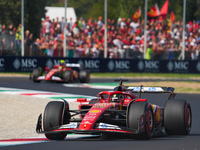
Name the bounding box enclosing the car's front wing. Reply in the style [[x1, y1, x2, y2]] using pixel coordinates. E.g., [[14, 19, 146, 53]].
[[35, 75, 65, 82], [37, 122, 144, 136]]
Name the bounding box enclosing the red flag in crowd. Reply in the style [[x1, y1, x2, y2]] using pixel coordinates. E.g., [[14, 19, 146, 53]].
[[159, 0, 169, 20], [170, 11, 175, 22], [132, 6, 141, 21], [147, 4, 160, 17]]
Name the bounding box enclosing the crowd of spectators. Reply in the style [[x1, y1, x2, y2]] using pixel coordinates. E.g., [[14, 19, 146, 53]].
[[1, 16, 200, 60]]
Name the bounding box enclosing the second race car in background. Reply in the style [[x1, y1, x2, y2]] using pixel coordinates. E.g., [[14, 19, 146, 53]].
[[30, 60, 90, 83]]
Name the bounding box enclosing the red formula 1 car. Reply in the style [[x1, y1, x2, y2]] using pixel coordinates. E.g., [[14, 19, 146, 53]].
[[36, 80, 192, 140], [31, 62, 90, 83]]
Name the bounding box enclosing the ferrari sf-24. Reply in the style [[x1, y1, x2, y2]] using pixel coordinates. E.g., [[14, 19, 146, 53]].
[[31, 61, 90, 83], [36, 80, 192, 140]]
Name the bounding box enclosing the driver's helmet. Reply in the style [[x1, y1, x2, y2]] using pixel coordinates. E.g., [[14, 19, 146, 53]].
[[60, 60, 65, 65], [59, 60, 65, 69], [111, 96, 119, 102], [111, 94, 124, 102]]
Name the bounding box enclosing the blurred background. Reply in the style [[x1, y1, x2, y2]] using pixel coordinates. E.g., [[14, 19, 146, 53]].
[[0, 0, 200, 60]]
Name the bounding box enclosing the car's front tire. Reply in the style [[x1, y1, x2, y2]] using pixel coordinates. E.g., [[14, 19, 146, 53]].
[[43, 101, 70, 140], [127, 101, 154, 139], [32, 68, 42, 82], [63, 70, 73, 83]]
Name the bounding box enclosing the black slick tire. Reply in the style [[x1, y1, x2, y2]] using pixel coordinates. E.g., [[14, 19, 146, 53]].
[[63, 70, 73, 83], [164, 99, 192, 135], [79, 70, 90, 83], [32, 68, 42, 82], [127, 101, 154, 140], [43, 101, 68, 140]]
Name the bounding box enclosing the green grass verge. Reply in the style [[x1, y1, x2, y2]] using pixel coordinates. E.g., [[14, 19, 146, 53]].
[[91, 72, 200, 79], [0, 72, 200, 79], [0, 72, 30, 75]]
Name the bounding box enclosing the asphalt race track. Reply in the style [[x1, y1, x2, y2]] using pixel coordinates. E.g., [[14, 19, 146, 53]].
[[0, 76, 200, 150]]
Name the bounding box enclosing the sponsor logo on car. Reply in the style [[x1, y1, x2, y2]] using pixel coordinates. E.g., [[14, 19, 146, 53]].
[[148, 87, 156, 91], [132, 87, 140, 91], [83, 121, 92, 124], [100, 123, 108, 129], [93, 103, 111, 108], [98, 123, 122, 130], [90, 110, 101, 113], [59, 123, 77, 129]]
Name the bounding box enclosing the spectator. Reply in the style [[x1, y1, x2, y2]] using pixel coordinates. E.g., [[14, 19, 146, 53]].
[[72, 23, 79, 36], [130, 19, 139, 33], [44, 17, 51, 40], [60, 17, 65, 33], [97, 16, 103, 27], [145, 42, 153, 60], [1, 25, 7, 34], [0, 24, 2, 35], [47, 40, 54, 57], [3, 15, 200, 60], [68, 17, 73, 30], [15, 24, 22, 56]]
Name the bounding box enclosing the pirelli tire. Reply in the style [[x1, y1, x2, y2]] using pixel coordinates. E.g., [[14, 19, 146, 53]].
[[79, 70, 90, 83], [63, 70, 73, 83], [127, 101, 154, 140], [32, 68, 42, 82], [164, 99, 192, 135], [43, 101, 70, 140]]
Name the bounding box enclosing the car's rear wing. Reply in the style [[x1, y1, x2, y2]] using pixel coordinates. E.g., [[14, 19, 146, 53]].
[[127, 86, 176, 99], [66, 63, 81, 68], [127, 86, 175, 93]]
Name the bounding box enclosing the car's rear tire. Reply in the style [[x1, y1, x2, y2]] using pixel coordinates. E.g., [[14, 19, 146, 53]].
[[63, 70, 73, 83], [164, 99, 192, 135], [127, 101, 154, 139], [43, 101, 70, 140], [32, 68, 42, 82], [79, 70, 90, 83]]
